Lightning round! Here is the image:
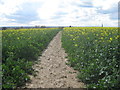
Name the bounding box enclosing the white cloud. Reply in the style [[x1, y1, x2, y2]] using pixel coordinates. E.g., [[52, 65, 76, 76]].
[[93, 0, 119, 10], [0, 0, 23, 15], [37, 0, 61, 19], [0, 0, 118, 27]]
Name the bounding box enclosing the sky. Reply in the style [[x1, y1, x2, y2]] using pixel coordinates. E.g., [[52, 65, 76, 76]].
[[0, 0, 119, 27]]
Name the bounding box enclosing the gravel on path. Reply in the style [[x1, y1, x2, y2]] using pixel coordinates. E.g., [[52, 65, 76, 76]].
[[25, 31, 85, 88]]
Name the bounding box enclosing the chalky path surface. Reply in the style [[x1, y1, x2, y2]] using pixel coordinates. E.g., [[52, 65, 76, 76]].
[[25, 31, 85, 88]]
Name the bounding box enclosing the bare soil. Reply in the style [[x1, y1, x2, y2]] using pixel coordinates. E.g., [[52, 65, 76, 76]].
[[25, 31, 85, 88]]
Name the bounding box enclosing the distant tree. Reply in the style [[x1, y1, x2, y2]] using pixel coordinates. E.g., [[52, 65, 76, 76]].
[[20, 26, 23, 28], [102, 24, 103, 27], [69, 26, 71, 27], [58, 27, 64, 29], [2, 27, 7, 30], [41, 26, 46, 28], [35, 25, 41, 28]]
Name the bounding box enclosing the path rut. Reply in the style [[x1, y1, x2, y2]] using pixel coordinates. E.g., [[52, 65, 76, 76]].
[[25, 31, 85, 88]]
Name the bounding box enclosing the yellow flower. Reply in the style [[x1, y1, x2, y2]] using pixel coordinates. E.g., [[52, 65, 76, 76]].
[[73, 38, 75, 40], [87, 37, 90, 39], [95, 40, 97, 42], [17, 37, 20, 40], [110, 38, 112, 41], [96, 34, 98, 36], [100, 37, 103, 40], [108, 37, 113, 42], [75, 44, 78, 47], [115, 35, 120, 39], [70, 35, 73, 37]]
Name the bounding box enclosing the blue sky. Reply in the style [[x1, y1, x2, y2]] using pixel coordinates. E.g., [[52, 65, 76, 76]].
[[0, 0, 119, 27]]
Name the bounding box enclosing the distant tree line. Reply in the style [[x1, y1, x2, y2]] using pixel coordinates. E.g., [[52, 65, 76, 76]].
[[2, 27, 7, 30]]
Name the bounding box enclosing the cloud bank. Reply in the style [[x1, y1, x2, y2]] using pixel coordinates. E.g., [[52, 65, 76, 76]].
[[0, 0, 119, 27]]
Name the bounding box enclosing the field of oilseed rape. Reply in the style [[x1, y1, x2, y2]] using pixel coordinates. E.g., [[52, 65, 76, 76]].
[[2, 28, 61, 88], [62, 27, 120, 89]]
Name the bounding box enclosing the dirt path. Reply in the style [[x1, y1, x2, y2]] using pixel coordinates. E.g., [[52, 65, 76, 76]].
[[25, 31, 85, 88]]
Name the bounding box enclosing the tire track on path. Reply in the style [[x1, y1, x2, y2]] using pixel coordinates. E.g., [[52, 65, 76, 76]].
[[25, 31, 85, 88]]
